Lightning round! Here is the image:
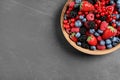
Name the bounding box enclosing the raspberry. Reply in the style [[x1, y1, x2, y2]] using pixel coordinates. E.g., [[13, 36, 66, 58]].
[[97, 45, 106, 50], [86, 13, 94, 21]]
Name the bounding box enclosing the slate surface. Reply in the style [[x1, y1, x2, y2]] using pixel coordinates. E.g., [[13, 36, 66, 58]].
[[0, 0, 120, 80]]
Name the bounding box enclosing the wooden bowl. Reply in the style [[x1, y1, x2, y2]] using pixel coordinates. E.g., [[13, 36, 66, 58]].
[[60, 0, 120, 55]]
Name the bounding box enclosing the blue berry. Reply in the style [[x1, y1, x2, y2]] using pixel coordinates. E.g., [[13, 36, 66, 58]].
[[107, 44, 113, 49], [75, 20, 82, 27], [111, 37, 118, 42], [90, 46, 96, 50], [75, 0, 81, 4], [116, 37, 120, 43], [100, 40, 105, 46], [112, 42, 118, 46], [118, 8, 120, 13], [106, 39, 112, 45], [79, 16, 84, 20], [97, 29, 103, 34], [82, 18, 87, 22], [110, 1, 114, 4], [89, 29, 95, 34], [74, 4, 79, 8], [94, 32, 100, 36], [116, 14, 120, 19], [77, 42, 82, 46], [75, 32, 81, 38], [116, 22, 120, 26], [112, 20, 116, 23]]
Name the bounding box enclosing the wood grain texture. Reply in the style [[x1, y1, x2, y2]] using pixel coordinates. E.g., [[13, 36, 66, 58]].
[[61, 0, 120, 55]]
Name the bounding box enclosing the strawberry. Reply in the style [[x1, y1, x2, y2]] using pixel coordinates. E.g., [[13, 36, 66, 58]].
[[87, 35, 97, 46], [100, 21, 108, 31], [80, 1, 95, 12], [106, 5, 114, 14], [70, 33, 78, 42], [102, 26, 117, 40]]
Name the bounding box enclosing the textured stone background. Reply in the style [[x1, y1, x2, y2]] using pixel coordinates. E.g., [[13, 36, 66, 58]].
[[0, 0, 120, 80]]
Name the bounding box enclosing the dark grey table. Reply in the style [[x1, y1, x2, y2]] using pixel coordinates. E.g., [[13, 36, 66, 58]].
[[0, 0, 120, 80]]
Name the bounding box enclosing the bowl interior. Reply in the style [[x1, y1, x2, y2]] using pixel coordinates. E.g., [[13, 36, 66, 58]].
[[60, 0, 120, 55]]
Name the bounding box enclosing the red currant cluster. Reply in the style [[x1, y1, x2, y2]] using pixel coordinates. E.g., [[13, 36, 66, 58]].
[[63, 0, 120, 50]]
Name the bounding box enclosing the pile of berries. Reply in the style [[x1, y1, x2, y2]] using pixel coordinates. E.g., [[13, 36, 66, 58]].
[[63, 0, 120, 50]]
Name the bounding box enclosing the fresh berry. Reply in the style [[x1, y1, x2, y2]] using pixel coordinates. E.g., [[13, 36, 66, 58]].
[[106, 44, 113, 49], [79, 15, 84, 19], [100, 16, 107, 21], [100, 21, 108, 31], [80, 1, 95, 12], [81, 42, 90, 49], [87, 35, 97, 46], [94, 32, 100, 37], [102, 26, 117, 39], [86, 13, 94, 21], [100, 40, 105, 45], [89, 29, 95, 34], [75, 0, 82, 4], [77, 42, 82, 46], [78, 35, 88, 42], [80, 27, 87, 34], [75, 20, 82, 27], [82, 18, 87, 22], [105, 39, 112, 45], [106, 5, 114, 14], [87, 21, 95, 29], [71, 27, 80, 32], [97, 45, 106, 50], [97, 29, 103, 34], [75, 32, 81, 38], [90, 46, 96, 50]]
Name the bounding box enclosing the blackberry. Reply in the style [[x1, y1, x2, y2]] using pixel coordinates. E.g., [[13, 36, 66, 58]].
[[87, 21, 95, 29], [81, 42, 90, 49], [70, 6, 79, 18], [70, 10, 78, 18], [80, 27, 87, 34], [88, 0, 97, 4], [78, 35, 88, 42], [100, 16, 107, 21]]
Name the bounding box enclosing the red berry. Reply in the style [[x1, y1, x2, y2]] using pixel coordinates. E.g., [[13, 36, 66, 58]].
[[117, 27, 120, 31], [86, 13, 94, 21], [94, 4, 98, 8], [114, 11, 118, 14], [113, 16, 116, 20], [96, 14, 100, 18], [112, 23, 116, 28], [71, 28, 80, 32], [70, 36, 78, 42], [97, 45, 106, 50], [64, 20, 68, 24], [97, 20, 101, 24], [70, 22, 75, 27], [78, 12, 82, 15], [71, 18, 75, 22], [101, 12, 105, 16], [97, 36, 102, 41], [69, 2, 75, 8], [66, 28, 71, 34], [85, 12, 88, 15], [64, 24, 70, 29]]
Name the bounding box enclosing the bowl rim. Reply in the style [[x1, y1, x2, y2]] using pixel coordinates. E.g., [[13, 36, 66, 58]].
[[60, 0, 120, 55]]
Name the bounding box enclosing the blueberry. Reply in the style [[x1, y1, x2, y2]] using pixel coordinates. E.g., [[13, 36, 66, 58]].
[[116, 22, 120, 26], [74, 4, 80, 8], [106, 39, 112, 45], [107, 44, 113, 49], [117, 5, 120, 8], [64, 14, 67, 20], [112, 20, 116, 23], [82, 18, 87, 22], [75, 20, 82, 27], [116, 14, 120, 19], [94, 32, 100, 36], [77, 42, 82, 46], [75, 0, 82, 4], [75, 32, 81, 38], [89, 29, 95, 34], [97, 29, 103, 34], [111, 37, 118, 42], [100, 40, 105, 46], [110, 1, 114, 4], [90, 46, 96, 50], [112, 42, 118, 46], [118, 8, 120, 12], [116, 37, 120, 43], [79, 16, 84, 20]]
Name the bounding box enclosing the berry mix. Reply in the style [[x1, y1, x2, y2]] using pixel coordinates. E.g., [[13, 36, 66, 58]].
[[63, 0, 120, 50]]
